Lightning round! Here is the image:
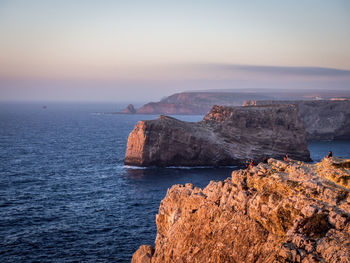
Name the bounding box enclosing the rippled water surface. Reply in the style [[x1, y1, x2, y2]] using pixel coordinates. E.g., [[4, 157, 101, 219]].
[[0, 103, 232, 262], [1, 103, 349, 262]]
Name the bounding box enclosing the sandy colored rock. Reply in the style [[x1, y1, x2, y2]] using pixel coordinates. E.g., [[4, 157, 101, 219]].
[[133, 157, 350, 262], [125, 104, 310, 167]]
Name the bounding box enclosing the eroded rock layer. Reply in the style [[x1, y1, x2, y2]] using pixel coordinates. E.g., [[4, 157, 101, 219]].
[[243, 100, 350, 140], [124, 105, 310, 167], [133, 157, 350, 263]]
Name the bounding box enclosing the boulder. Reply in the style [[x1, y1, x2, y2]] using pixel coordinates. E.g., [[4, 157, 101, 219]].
[[124, 105, 311, 167], [131, 245, 154, 263]]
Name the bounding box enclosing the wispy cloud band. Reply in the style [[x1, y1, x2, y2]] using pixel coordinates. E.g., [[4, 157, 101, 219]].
[[197, 64, 350, 77]]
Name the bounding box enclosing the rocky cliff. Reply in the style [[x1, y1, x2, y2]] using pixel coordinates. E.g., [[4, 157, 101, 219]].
[[136, 92, 273, 115], [124, 105, 310, 167], [132, 157, 350, 263], [243, 100, 350, 140]]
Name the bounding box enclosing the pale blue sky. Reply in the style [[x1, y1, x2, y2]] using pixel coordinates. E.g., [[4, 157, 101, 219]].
[[0, 0, 349, 101]]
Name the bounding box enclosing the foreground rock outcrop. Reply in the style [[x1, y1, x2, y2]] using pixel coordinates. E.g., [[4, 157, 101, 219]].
[[124, 105, 310, 167], [243, 100, 350, 140], [133, 157, 350, 262]]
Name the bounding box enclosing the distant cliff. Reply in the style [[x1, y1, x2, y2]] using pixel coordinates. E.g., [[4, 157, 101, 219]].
[[124, 105, 310, 167], [135, 92, 273, 115], [132, 157, 350, 262], [244, 100, 350, 140], [128, 91, 350, 116]]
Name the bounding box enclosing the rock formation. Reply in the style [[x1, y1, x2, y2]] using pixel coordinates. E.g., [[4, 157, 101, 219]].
[[133, 157, 350, 262], [122, 104, 137, 114], [129, 90, 350, 115], [136, 92, 273, 115], [124, 105, 311, 167], [243, 100, 350, 140]]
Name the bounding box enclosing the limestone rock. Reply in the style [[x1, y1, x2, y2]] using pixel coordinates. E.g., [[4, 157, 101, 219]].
[[132, 157, 350, 262], [125, 105, 310, 167], [243, 100, 350, 140]]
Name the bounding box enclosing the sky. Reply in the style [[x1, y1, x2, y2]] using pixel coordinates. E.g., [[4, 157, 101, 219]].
[[0, 0, 350, 102]]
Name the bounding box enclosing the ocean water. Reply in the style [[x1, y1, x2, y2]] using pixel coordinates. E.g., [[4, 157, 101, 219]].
[[1, 103, 349, 262]]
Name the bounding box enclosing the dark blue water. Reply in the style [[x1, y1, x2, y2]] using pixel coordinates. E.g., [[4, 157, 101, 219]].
[[0, 103, 232, 263], [1, 103, 349, 262]]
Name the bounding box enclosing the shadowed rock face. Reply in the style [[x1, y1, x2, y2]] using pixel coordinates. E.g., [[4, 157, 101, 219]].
[[133, 157, 350, 262], [243, 100, 350, 140], [122, 104, 136, 114], [124, 105, 311, 167]]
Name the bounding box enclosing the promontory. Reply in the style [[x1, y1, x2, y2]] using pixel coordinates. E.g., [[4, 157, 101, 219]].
[[124, 104, 311, 167]]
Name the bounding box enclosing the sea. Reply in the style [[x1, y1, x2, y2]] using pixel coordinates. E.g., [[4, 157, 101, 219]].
[[1, 102, 349, 263]]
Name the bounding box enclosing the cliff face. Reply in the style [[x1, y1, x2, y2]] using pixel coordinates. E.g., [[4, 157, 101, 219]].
[[136, 92, 272, 115], [132, 157, 350, 263], [124, 105, 310, 167], [243, 100, 350, 140]]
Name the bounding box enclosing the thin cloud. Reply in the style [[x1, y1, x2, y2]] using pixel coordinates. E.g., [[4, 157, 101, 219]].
[[199, 64, 350, 77]]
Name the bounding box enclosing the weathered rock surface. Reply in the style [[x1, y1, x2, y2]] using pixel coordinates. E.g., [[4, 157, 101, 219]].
[[133, 157, 350, 262], [124, 105, 310, 167], [243, 100, 350, 140], [122, 104, 137, 114]]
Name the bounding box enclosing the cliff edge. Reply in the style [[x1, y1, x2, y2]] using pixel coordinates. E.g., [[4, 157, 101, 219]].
[[132, 157, 350, 263], [124, 105, 310, 167]]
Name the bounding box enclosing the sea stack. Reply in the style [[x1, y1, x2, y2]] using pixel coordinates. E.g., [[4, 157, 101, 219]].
[[124, 105, 311, 167], [122, 104, 137, 114], [132, 157, 350, 262]]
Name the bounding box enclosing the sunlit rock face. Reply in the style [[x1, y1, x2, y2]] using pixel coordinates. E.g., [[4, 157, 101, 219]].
[[131, 245, 154, 263], [133, 157, 350, 262], [243, 100, 350, 140], [124, 105, 310, 167]]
